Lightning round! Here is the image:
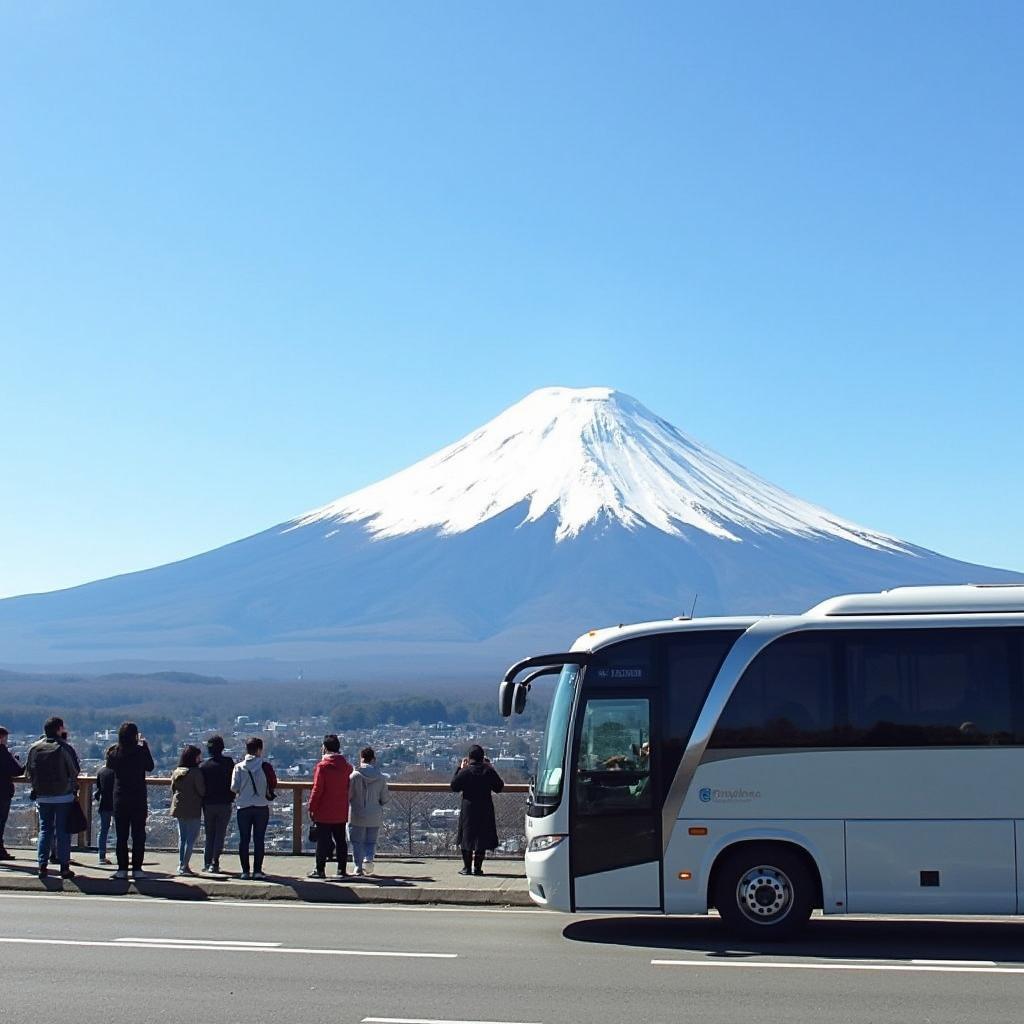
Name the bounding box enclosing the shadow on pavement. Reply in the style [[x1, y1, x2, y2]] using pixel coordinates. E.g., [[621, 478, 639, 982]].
[[562, 915, 1024, 963]]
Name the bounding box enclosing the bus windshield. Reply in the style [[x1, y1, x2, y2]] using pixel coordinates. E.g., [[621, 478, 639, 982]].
[[533, 663, 579, 803]]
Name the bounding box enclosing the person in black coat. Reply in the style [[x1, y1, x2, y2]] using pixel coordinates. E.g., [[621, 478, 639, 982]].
[[450, 744, 504, 875], [199, 735, 235, 874], [0, 726, 25, 859], [106, 722, 154, 879], [94, 746, 116, 865]]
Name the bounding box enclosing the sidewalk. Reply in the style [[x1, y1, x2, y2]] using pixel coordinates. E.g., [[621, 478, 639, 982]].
[[0, 848, 532, 907]]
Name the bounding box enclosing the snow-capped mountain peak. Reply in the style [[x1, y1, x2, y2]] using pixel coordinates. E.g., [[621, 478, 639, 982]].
[[290, 386, 907, 552]]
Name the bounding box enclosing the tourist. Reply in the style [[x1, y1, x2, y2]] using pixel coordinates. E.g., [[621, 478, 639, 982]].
[[106, 722, 155, 880], [170, 744, 206, 875], [25, 717, 79, 879], [93, 747, 116, 865], [451, 744, 504, 876], [348, 746, 389, 877], [230, 736, 272, 880], [307, 734, 352, 879], [0, 726, 25, 861], [200, 735, 235, 874]]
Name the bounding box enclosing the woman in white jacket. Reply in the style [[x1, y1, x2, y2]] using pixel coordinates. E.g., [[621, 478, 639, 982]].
[[348, 747, 390, 876]]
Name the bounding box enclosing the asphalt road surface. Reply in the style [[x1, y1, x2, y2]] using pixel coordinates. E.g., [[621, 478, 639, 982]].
[[3, 893, 1024, 1023]]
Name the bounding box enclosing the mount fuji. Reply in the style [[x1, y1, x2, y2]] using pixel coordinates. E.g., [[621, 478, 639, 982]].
[[1, 386, 1019, 678]]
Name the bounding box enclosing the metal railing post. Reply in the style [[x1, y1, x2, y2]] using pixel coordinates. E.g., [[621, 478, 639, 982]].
[[77, 782, 92, 850], [292, 786, 302, 855]]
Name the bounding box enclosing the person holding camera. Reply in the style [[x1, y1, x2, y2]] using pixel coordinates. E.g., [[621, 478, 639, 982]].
[[106, 722, 154, 880], [307, 734, 352, 879], [0, 726, 24, 861], [450, 744, 505, 876]]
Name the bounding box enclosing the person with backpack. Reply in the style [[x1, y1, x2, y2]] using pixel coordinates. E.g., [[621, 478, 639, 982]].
[[93, 747, 116, 865], [199, 735, 234, 874], [25, 717, 79, 879], [348, 746, 389, 877], [0, 726, 25, 861], [170, 744, 206, 875], [307, 734, 353, 879], [230, 736, 273, 880], [106, 722, 155, 880]]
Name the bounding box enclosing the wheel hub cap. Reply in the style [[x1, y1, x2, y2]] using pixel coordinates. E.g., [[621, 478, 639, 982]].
[[736, 865, 792, 922]]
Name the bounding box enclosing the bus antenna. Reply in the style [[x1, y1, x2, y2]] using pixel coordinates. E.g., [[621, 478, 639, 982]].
[[690, 593, 699, 618]]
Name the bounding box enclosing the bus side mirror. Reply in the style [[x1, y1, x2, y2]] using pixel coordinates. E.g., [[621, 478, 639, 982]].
[[513, 682, 528, 715], [498, 680, 515, 718]]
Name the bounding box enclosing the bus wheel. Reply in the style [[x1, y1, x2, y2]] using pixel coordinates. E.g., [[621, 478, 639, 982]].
[[712, 845, 814, 940]]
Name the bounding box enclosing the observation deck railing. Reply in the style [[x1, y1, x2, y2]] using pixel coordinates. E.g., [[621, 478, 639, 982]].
[[10, 777, 530, 859]]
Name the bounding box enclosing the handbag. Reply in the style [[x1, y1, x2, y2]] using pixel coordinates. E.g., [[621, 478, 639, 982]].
[[308, 820, 321, 843], [65, 799, 89, 834]]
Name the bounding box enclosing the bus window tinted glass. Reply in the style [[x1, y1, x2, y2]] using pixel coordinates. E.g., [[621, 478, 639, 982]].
[[709, 634, 837, 748], [845, 629, 1017, 745], [575, 698, 652, 814]]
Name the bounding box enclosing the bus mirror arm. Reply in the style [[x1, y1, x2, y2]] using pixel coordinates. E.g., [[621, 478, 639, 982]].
[[497, 652, 590, 717]]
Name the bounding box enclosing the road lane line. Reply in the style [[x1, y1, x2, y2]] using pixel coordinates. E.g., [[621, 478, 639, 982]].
[[911, 959, 997, 965], [363, 1018, 543, 1024], [118, 937, 282, 946], [0, 938, 455, 958], [652, 959, 1024, 975]]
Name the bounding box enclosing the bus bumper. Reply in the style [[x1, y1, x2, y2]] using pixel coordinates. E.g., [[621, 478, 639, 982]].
[[525, 836, 572, 911]]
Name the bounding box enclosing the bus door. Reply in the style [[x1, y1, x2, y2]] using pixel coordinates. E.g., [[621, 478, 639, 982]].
[[570, 692, 662, 910]]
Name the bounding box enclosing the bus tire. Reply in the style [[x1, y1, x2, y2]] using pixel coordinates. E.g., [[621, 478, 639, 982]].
[[712, 844, 814, 940]]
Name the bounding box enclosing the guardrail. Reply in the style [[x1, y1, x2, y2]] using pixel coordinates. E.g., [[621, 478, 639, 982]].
[[10, 777, 530, 858]]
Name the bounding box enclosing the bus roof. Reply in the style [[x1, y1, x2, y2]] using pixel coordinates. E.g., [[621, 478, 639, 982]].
[[569, 584, 1024, 653]]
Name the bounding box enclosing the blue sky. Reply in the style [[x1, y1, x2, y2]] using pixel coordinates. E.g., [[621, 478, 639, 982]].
[[2, 2, 1022, 598]]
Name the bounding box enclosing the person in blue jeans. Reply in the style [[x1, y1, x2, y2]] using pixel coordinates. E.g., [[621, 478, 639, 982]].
[[230, 737, 273, 880], [348, 747, 390, 877], [25, 717, 80, 880], [170, 745, 206, 875], [94, 749, 116, 865]]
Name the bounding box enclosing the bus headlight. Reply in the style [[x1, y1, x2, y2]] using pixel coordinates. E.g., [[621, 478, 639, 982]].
[[528, 834, 566, 853]]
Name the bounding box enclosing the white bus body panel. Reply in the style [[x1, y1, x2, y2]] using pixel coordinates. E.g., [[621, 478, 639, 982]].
[[845, 820, 1015, 914], [573, 860, 661, 910], [664, 820, 845, 916], [525, 835, 572, 910]]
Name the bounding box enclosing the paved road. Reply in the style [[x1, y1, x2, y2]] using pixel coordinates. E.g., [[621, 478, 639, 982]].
[[4, 892, 1024, 1023]]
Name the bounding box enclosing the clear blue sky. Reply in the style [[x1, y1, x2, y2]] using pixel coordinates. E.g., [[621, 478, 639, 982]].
[[2, 2, 1022, 599]]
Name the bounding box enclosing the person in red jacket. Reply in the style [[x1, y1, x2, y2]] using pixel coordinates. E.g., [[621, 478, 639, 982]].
[[307, 734, 353, 878]]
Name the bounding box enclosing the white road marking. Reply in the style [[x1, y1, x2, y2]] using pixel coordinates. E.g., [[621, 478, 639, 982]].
[[0, 937, 455, 958], [363, 1019, 543, 1024], [911, 958, 997, 965], [118, 937, 282, 947], [652, 959, 1024, 975]]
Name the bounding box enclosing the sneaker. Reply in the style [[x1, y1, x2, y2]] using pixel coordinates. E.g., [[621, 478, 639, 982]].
[[335, 868, 346, 878], [38, 865, 48, 879], [473, 868, 484, 876], [458, 867, 471, 876], [202, 864, 213, 873], [112, 870, 128, 880], [307, 869, 325, 879], [354, 866, 363, 876], [240, 871, 251, 880], [252, 871, 267, 881], [0, 849, 14, 861], [98, 857, 112, 865], [177, 865, 195, 876], [60, 867, 76, 880], [363, 860, 374, 876], [131, 869, 146, 879]]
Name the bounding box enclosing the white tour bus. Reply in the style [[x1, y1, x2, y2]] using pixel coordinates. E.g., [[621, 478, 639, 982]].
[[498, 584, 1024, 937]]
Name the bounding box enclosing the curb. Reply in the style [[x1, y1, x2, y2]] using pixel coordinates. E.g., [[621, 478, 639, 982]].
[[0, 870, 534, 908]]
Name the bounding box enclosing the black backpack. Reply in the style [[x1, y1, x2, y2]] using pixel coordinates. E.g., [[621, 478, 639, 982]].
[[31, 742, 71, 797]]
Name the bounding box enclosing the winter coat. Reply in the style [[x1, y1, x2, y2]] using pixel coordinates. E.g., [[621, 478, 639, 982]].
[[200, 753, 235, 806], [106, 741, 155, 813], [348, 763, 390, 828], [94, 765, 115, 813], [0, 745, 24, 800], [231, 755, 272, 809], [26, 737, 79, 800], [451, 761, 504, 852], [170, 766, 206, 820], [308, 753, 353, 824]]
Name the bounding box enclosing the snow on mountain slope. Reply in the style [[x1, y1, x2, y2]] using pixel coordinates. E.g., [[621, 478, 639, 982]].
[[292, 387, 908, 551]]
